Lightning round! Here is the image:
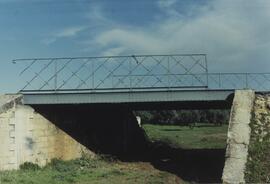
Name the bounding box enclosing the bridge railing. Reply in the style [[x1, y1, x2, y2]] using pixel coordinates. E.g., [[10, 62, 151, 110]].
[[13, 54, 209, 92], [111, 73, 270, 91], [13, 55, 270, 92], [208, 73, 270, 91]]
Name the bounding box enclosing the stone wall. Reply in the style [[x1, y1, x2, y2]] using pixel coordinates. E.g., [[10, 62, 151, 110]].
[[0, 95, 94, 170], [245, 94, 270, 183]]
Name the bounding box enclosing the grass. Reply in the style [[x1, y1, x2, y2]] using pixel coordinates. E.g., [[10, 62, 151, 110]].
[[142, 123, 228, 149], [0, 157, 181, 184]]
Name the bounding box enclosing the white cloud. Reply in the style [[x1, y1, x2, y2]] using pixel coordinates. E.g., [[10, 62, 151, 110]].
[[55, 26, 86, 38], [85, 5, 107, 23], [84, 0, 270, 72], [84, 4, 121, 30], [41, 38, 56, 45], [96, 29, 164, 52], [158, 0, 177, 10], [157, 0, 180, 17], [42, 26, 86, 45], [101, 47, 126, 56]]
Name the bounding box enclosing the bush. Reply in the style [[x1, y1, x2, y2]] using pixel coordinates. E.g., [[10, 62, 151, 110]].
[[96, 154, 118, 162], [46, 158, 77, 172], [19, 162, 40, 171], [136, 109, 230, 125], [73, 157, 100, 169]]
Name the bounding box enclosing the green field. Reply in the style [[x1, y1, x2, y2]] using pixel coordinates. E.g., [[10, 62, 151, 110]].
[[143, 124, 228, 149], [0, 124, 228, 184], [0, 157, 182, 184]]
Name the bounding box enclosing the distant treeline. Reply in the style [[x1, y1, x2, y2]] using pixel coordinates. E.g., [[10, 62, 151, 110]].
[[135, 110, 230, 125]]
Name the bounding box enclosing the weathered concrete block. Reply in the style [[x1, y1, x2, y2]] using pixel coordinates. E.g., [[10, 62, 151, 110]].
[[223, 157, 246, 184], [0, 151, 10, 157], [227, 123, 250, 145], [225, 143, 248, 159], [8, 144, 16, 151], [230, 109, 252, 125], [222, 90, 255, 184], [8, 157, 17, 164], [9, 130, 15, 138], [33, 130, 46, 137], [9, 118, 15, 125], [9, 137, 15, 144]]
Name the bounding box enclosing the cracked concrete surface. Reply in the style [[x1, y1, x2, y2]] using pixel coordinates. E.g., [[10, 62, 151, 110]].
[[222, 90, 255, 184]]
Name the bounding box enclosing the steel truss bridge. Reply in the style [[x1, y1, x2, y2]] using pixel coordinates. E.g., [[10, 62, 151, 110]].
[[13, 54, 270, 106]]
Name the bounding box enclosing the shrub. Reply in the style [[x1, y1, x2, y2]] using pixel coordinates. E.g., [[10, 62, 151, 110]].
[[19, 162, 40, 171], [47, 158, 77, 172]]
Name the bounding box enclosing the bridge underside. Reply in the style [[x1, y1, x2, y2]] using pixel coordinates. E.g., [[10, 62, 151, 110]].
[[22, 90, 235, 109]]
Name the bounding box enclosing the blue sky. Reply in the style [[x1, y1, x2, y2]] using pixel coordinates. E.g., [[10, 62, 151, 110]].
[[0, 0, 270, 93]]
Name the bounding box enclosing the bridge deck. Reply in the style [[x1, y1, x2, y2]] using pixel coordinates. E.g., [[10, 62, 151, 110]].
[[22, 89, 235, 108]]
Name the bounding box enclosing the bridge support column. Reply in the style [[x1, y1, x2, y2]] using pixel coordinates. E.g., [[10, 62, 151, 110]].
[[222, 90, 255, 183]]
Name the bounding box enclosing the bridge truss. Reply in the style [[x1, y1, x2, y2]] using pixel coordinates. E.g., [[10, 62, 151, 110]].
[[13, 54, 270, 93]]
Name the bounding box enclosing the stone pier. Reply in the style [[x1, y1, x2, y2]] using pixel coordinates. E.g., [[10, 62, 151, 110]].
[[222, 90, 255, 183]]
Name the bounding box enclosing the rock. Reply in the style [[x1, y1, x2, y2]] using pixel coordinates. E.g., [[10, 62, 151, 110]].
[[265, 116, 270, 123]]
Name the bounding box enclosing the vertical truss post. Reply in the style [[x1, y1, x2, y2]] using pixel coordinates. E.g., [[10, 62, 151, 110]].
[[167, 56, 170, 90], [54, 59, 57, 91], [219, 73, 221, 88], [205, 55, 209, 88], [112, 70, 113, 89], [129, 57, 132, 91], [245, 73, 248, 89], [92, 60, 95, 91]]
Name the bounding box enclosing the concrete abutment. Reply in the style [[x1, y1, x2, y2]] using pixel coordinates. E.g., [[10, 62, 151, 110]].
[[0, 96, 94, 170], [0, 95, 147, 170]]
